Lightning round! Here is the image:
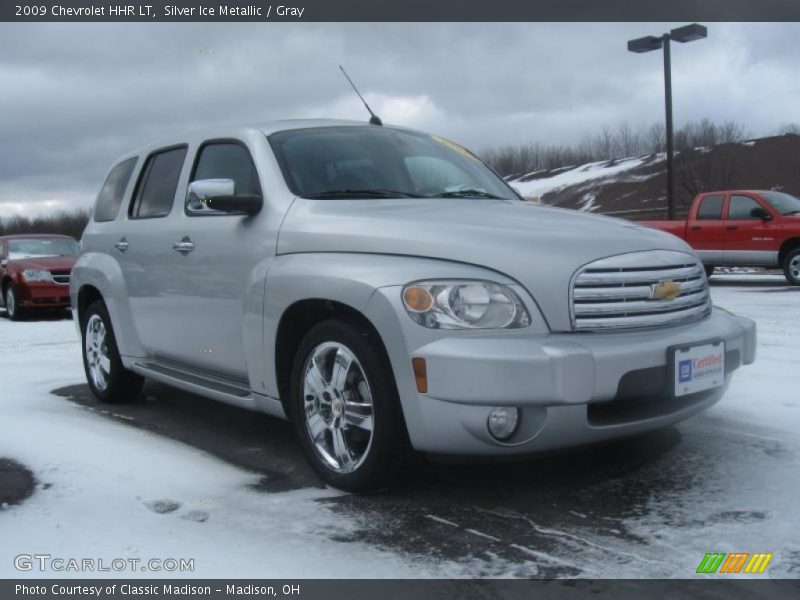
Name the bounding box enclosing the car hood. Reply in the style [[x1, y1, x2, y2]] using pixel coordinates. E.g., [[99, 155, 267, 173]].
[[8, 255, 77, 271], [277, 198, 696, 330]]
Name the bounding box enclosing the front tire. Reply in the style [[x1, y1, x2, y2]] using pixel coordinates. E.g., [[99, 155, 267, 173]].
[[783, 248, 800, 286], [81, 300, 144, 403], [704, 265, 715, 279], [288, 318, 410, 492], [3, 282, 25, 321]]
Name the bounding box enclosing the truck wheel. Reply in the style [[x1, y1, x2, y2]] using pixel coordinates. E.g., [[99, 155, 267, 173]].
[[288, 318, 410, 492], [81, 300, 144, 403], [783, 248, 800, 286], [704, 266, 715, 279], [3, 282, 25, 321]]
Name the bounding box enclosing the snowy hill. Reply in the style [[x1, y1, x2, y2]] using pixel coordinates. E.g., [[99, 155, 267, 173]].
[[507, 134, 800, 220]]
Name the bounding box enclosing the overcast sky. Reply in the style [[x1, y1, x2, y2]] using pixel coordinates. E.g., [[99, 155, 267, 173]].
[[2, 21, 800, 216]]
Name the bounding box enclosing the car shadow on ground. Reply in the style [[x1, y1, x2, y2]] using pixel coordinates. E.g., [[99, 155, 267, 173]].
[[52, 381, 682, 496], [53, 380, 692, 576]]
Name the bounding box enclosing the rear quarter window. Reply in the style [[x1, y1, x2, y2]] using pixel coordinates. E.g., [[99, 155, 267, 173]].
[[94, 158, 138, 222]]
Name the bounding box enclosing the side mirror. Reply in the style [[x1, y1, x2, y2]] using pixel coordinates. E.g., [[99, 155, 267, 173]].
[[750, 206, 772, 221], [186, 179, 262, 216]]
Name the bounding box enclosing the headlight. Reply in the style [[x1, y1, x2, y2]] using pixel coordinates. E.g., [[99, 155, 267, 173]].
[[21, 269, 53, 283], [402, 280, 531, 329]]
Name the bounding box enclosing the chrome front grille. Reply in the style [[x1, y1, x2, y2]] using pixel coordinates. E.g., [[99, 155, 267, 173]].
[[49, 270, 71, 285], [571, 251, 710, 331]]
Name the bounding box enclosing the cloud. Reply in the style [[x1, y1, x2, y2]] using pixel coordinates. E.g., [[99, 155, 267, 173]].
[[1, 22, 799, 213]]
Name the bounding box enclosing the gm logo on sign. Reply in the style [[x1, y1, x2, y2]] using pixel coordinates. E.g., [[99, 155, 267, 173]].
[[696, 552, 773, 574], [679, 359, 693, 383]]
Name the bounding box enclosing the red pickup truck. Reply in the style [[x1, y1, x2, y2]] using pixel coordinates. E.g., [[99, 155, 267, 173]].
[[642, 190, 800, 285]]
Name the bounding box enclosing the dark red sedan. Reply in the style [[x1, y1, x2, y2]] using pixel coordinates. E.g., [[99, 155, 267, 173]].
[[0, 234, 79, 320]]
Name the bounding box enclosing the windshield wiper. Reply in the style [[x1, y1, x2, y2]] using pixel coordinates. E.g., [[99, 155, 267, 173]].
[[434, 189, 504, 199], [304, 189, 422, 199], [784, 209, 800, 216]]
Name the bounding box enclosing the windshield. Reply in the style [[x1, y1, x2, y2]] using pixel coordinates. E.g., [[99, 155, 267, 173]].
[[760, 191, 800, 215], [269, 126, 519, 201], [8, 237, 79, 259]]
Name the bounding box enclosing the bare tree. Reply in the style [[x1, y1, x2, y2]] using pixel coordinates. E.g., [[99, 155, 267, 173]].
[[0, 209, 89, 239]]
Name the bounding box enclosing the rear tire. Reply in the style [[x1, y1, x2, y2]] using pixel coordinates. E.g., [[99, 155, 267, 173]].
[[783, 248, 800, 286], [81, 300, 144, 403], [3, 282, 25, 321], [287, 318, 410, 492]]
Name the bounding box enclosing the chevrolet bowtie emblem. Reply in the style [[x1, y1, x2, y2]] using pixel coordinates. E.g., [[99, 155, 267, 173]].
[[652, 280, 682, 301]]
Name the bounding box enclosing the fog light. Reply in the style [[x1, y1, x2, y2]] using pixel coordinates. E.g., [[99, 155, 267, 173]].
[[487, 407, 520, 441]]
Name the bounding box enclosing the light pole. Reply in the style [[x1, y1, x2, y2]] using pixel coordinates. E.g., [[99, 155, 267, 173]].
[[628, 23, 707, 221]]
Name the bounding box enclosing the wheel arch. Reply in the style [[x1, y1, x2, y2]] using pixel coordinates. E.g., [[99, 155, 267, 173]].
[[274, 298, 388, 413], [778, 237, 800, 264], [76, 284, 105, 326], [71, 252, 145, 359]]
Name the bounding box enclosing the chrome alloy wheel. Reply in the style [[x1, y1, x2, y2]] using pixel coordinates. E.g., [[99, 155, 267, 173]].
[[302, 342, 375, 473], [85, 314, 111, 391], [791, 255, 800, 280]]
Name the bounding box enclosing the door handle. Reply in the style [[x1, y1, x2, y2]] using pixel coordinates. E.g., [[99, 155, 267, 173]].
[[114, 238, 129, 252], [690, 226, 701, 231], [172, 238, 195, 254], [726, 225, 738, 231]]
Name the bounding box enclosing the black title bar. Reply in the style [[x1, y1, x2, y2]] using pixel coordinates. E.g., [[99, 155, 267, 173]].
[[2, 0, 800, 22], [3, 579, 800, 600]]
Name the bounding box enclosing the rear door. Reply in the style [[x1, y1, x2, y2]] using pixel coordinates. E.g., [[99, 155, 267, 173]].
[[686, 193, 725, 264], [117, 145, 189, 357], [723, 193, 779, 266]]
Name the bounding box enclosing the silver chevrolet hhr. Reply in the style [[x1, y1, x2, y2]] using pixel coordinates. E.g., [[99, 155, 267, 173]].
[[71, 120, 756, 491]]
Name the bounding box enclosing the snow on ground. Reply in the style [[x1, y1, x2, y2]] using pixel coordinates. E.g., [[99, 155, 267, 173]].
[[510, 155, 658, 199], [0, 273, 798, 579], [0, 317, 448, 578], [614, 273, 800, 577]]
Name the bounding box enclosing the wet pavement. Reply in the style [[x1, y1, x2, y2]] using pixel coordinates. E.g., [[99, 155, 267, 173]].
[[52, 378, 796, 577]]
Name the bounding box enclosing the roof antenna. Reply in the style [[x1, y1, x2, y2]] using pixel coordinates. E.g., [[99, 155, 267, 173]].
[[339, 65, 382, 126]]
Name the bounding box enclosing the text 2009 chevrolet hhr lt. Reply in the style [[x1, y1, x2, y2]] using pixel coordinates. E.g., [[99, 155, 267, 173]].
[[71, 120, 756, 490]]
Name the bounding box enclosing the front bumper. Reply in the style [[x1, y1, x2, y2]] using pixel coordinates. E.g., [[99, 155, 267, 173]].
[[366, 288, 756, 455], [15, 281, 71, 309]]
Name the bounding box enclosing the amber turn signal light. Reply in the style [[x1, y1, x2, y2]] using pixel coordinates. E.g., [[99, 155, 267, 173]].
[[411, 357, 428, 393], [403, 286, 434, 312]]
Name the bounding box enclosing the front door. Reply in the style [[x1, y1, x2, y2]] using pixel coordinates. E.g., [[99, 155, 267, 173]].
[[155, 140, 275, 382], [723, 194, 779, 266]]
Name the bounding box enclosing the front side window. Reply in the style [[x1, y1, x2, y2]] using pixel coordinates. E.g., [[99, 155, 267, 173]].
[[8, 238, 79, 259], [760, 191, 800, 216], [269, 126, 518, 201], [728, 195, 764, 220], [130, 146, 187, 219], [187, 142, 261, 214], [94, 157, 138, 222], [696, 194, 724, 220]]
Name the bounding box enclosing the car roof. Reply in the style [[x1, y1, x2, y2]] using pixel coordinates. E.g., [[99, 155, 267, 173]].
[[255, 118, 392, 135], [118, 119, 420, 162], [0, 234, 76, 241]]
